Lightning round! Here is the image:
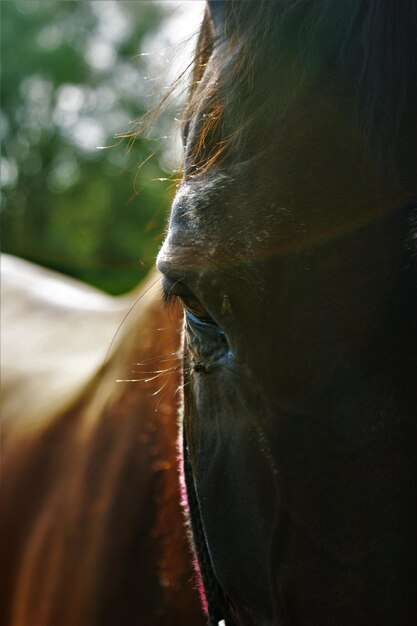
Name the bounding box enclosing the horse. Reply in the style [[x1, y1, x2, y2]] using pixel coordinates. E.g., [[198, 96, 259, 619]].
[[1, 254, 205, 626], [156, 2, 417, 625]]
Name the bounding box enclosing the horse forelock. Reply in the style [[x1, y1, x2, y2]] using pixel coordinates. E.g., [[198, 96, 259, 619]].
[[185, 0, 417, 187]]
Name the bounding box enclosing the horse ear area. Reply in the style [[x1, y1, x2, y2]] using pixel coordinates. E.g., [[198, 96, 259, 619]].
[[207, 0, 228, 35]]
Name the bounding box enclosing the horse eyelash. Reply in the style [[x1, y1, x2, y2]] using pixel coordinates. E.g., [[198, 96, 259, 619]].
[[161, 280, 180, 306], [161, 277, 197, 309], [162, 289, 176, 306]]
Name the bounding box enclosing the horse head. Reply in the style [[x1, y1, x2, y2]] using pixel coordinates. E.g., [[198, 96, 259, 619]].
[[158, 2, 417, 624]]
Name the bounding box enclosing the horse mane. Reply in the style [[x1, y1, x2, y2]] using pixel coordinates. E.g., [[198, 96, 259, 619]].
[[1, 269, 204, 625], [186, 0, 417, 187]]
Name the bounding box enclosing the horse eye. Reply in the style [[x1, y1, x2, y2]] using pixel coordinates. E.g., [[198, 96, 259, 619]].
[[178, 294, 215, 324], [161, 275, 218, 326]]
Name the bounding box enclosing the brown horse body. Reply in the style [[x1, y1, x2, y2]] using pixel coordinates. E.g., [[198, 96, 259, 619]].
[[1, 255, 204, 626]]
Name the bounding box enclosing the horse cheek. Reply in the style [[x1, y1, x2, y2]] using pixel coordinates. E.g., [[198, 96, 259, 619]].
[[184, 372, 281, 621]]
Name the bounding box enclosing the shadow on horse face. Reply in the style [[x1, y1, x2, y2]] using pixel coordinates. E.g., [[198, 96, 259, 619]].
[[158, 2, 417, 625]]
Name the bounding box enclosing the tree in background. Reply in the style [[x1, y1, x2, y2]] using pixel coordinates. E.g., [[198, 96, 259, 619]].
[[1, 0, 183, 294]]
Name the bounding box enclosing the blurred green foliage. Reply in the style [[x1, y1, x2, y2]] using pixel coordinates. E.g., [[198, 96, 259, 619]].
[[1, 0, 177, 294]]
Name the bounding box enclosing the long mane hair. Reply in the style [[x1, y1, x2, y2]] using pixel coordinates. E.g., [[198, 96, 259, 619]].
[[1, 273, 204, 626]]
